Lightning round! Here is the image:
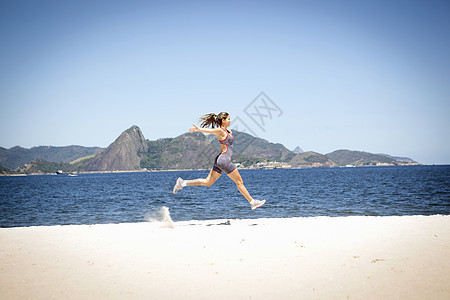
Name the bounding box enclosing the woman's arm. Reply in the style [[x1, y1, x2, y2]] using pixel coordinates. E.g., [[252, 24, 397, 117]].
[[189, 124, 224, 138]]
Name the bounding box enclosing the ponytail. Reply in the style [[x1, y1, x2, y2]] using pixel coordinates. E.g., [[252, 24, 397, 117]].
[[199, 112, 229, 128]]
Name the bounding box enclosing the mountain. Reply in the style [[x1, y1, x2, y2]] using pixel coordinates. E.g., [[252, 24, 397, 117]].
[[377, 153, 418, 164], [326, 150, 398, 166], [140, 130, 283, 171], [232, 131, 295, 162], [84, 125, 148, 171], [1, 126, 421, 174], [0, 145, 103, 170], [292, 146, 304, 154], [140, 132, 219, 170], [290, 151, 337, 168], [205, 130, 295, 165], [17, 159, 78, 175]]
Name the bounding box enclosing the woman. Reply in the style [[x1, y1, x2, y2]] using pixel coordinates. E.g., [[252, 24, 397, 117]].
[[173, 112, 266, 210]]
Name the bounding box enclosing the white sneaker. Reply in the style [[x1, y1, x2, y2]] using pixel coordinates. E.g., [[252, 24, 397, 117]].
[[173, 177, 184, 194], [250, 199, 266, 210]]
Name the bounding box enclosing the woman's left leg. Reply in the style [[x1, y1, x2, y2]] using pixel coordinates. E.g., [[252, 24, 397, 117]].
[[185, 169, 222, 187], [226, 169, 253, 203], [173, 169, 222, 194]]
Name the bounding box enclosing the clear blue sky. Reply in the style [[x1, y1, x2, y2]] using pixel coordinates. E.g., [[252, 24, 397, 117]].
[[1, 0, 449, 164]]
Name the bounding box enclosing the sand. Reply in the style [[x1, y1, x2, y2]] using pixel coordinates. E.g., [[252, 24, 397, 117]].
[[1, 215, 449, 299]]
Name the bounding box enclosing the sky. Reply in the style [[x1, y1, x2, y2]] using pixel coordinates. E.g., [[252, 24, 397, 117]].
[[1, 0, 449, 164]]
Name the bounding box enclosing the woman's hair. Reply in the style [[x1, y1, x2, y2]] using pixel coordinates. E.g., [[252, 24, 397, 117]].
[[199, 112, 229, 128]]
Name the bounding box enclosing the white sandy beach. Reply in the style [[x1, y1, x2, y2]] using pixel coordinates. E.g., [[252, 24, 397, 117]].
[[1, 215, 449, 299]]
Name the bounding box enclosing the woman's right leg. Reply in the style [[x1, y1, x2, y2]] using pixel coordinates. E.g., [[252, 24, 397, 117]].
[[184, 169, 222, 187]]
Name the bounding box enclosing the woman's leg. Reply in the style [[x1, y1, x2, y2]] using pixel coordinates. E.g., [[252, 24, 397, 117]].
[[173, 169, 222, 194], [184, 169, 222, 187], [226, 169, 253, 203]]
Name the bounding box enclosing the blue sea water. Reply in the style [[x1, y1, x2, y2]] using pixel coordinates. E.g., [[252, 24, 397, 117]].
[[0, 165, 449, 227]]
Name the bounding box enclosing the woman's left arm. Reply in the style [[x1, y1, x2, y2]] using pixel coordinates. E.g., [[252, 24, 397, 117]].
[[189, 124, 223, 138]]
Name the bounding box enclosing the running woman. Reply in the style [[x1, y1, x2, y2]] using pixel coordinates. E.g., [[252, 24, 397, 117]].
[[173, 112, 266, 210]]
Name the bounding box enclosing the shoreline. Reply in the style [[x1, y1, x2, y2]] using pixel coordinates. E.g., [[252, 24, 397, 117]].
[[0, 163, 433, 176], [1, 215, 449, 299], [1, 213, 448, 229]]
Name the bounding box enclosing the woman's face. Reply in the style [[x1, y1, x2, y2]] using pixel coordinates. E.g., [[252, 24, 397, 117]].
[[222, 115, 231, 127]]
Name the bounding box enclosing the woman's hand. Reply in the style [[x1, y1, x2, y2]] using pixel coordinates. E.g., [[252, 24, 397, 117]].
[[189, 124, 199, 133]]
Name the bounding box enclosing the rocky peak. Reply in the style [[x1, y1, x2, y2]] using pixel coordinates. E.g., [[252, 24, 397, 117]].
[[293, 146, 304, 154], [115, 125, 148, 153], [84, 125, 148, 171]]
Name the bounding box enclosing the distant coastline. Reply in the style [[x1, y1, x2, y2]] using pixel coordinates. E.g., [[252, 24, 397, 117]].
[[1, 163, 433, 177], [0, 125, 421, 175]]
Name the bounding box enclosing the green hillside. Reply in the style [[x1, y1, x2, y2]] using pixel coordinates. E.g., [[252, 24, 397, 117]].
[[0, 164, 14, 174], [0, 145, 103, 170], [290, 152, 337, 167], [326, 150, 398, 166], [140, 132, 219, 170]]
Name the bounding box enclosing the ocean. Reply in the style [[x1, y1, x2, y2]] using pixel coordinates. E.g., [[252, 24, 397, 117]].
[[0, 165, 449, 227]]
